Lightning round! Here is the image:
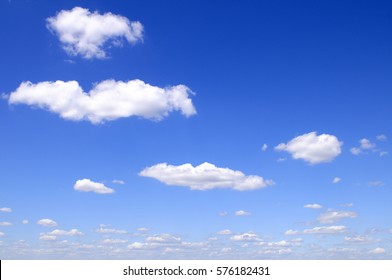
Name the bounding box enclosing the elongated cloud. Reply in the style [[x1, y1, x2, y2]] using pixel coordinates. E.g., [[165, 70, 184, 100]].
[[139, 162, 274, 191], [74, 179, 114, 194], [275, 132, 342, 164], [304, 204, 322, 209], [0, 207, 12, 213], [48, 229, 83, 236], [317, 210, 357, 224], [37, 219, 57, 227], [8, 80, 196, 124], [47, 7, 143, 59]]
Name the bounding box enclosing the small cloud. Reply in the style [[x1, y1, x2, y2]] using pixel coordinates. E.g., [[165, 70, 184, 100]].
[[360, 138, 376, 150], [262, 144, 268, 152], [0, 207, 12, 213], [368, 181, 385, 187], [235, 210, 251, 216], [145, 233, 181, 243], [112, 180, 125, 185], [102, 239, 128, 244], [277, 157, 287, 162], [0, 222, 12, 226], [39, 235, 57, 241], [136, 227, 149, 232], [22, 220, 29, 224], [128, 242, 146, 249], [275, 132, 342, 165], [230, 232, 260, 241], [217, 229, 233, 235], [37, 219, 57, 227], [47, 229, 83, 236], [340, 203, 354, 207], [303, 225, 346, 234], [317, 210, 357, 224], [344, 235, 372, 243], [376, 134, 387, 141], [304, 204, 322, 209], [96, 228, 127, 234], [379, 151, 388, 157], [74, 179, 114, 194], [350, 147, 361, 155], [284, 229, 299, 235], [0, 232, 4, 237], [332, 177, 341, 184], [219, 211, 228, 217], [370, 247, 385, 254]]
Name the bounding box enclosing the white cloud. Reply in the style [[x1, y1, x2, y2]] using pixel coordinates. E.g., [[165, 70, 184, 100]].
[[0, 222, 12, 226], [379, 151, 388, 157], [37, 219, 57, 227], [74, 179, 114, 194], [112, 180, 125, 185], [317, 210, 357, 224], [275, 132, 342, 164], [96, 228, 127, 234], [102, 239, 128, 244], [8, 80, 196, 124], [139, 162, 274, 191], [371, 247, 385, 254], [235, 210, 251, 216], [344, 235, 372, 243], [303, 225, 347, 234], [230, 232, 260, 241], [350, 147, 361, 155], [368, 181, 385, 187], [145, 234, 181, 243], [340, 203, 354, 207], [0, 207, 12, 213], [39, 235, 57, 241], [217, 229, 232, 235], [0, 232, 4, 237], [360, 138, 375, 150], [377, 134, 387, 141], [128, 242, 146, 249], [262, 144, 268, 151], [47, 229, 83, 236], [46, 7, 143, 59], [284, 229, 299, 235], [22, 220, 29, 224], [332, 177, 341, 184], [136, 227, 149, 232], [304, 204, 322, 209]]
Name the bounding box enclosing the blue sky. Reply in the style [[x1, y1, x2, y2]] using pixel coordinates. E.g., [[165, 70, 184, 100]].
[[0, 0, 391, 259]]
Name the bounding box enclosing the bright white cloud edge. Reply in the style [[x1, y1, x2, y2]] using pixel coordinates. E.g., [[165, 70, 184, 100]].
[[74, 179, 114, 194]]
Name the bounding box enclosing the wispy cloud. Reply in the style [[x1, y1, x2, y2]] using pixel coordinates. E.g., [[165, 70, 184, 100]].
[[304, 204, 322, 209], [317, 210, 357, 224]]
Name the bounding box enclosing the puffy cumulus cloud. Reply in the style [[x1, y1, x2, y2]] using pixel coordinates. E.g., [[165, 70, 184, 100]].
[[128, 242, 146, 249], [8, 80, 196, 124], [74, 179, 114, 194], [47, 229, 83, 236], [235, 210, 251, 216], [350, 147, 361, 155], [303, 225, 346, 234], [370, 247, 386, 254], [0, 207, 12, 213], [275, 132, 342, 164], [304, 204, 322, 209], [0, 222, 12, 226], [360, 138, 376, 150], [332, 177, 341, 184], [230, 232, 260, 242], [37, 219, 57, 227], [46, 7, 143, 59], [217, 229, 232, 235], [139, 162, 274, 191], [317, 210, 357, 224]]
